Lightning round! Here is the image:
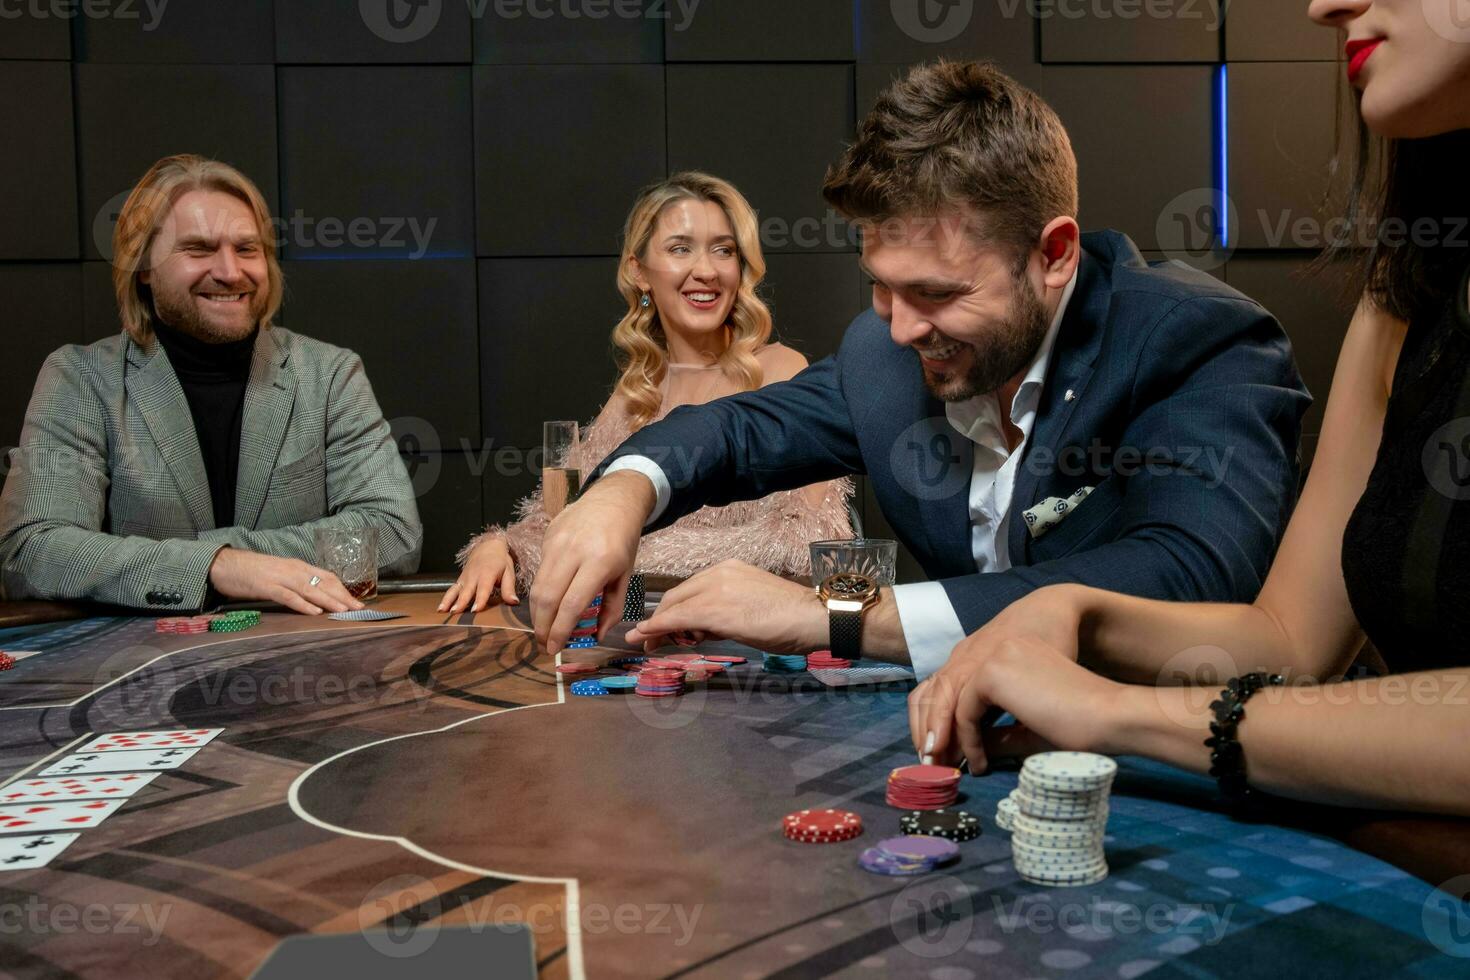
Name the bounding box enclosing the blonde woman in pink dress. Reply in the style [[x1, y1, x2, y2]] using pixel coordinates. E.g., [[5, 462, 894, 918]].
[[440, 173, 853, 614]]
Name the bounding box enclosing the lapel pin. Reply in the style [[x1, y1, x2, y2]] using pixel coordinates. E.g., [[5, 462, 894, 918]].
[[1064, 389, 1077, 403]]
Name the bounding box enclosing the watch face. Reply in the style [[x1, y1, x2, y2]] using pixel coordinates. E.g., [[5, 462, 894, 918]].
[[823, 572, 877, 602]]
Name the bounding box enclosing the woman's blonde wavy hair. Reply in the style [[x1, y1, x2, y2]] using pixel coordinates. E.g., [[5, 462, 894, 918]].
[[613, 172, 774, 429], [112, 154, 284, 344]]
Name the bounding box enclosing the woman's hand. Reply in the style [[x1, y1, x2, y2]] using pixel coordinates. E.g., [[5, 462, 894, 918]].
[[439, 537, 519, 613], [914, 634, 1127, 775], [909, 585, 1091, 761]]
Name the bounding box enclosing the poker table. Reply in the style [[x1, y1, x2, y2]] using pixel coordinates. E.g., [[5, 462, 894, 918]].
[[0, 592, 1467, 979]]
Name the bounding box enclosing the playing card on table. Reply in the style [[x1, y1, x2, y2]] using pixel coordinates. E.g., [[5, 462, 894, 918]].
[[0, 799, 124, 833], [75, 728, 223, 753], [0, 773, 160, 805], [39, 747, 200, 777], [328, 609, 407, 621], [0, 833, 79, 872]]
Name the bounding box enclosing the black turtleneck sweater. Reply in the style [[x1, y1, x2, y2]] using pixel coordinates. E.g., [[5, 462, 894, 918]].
[[153, 323, 258, 528]]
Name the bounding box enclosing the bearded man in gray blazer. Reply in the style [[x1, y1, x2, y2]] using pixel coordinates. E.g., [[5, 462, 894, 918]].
[[0, 155, 422, 615]]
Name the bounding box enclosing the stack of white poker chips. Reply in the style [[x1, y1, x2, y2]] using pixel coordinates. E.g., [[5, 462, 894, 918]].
[[1007, 751, 1116, 887]]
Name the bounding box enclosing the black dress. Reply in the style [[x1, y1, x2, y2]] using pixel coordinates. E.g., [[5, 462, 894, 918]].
[[1340, 263, 1470, 673]]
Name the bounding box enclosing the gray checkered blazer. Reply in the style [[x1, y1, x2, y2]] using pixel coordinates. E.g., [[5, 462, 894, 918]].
[[0, 327, 422, 610]]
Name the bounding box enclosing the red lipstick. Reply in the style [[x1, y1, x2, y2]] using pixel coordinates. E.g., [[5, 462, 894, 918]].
[[1346, 39, 1382, 83]]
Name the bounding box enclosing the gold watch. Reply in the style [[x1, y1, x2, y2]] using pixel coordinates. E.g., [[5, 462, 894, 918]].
[[819, 572, 879, 661]]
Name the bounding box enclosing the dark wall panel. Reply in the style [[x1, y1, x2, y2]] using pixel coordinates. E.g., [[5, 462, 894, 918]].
[[1229, 61, 1346, 250], [0, 265, 85, 450], [77, 0, 276, 63], [665, 0, 852, 62], [1042, 66, 1214, 250], [858, 0, 1034, 65], [473, 2, 662, 63], [479, 257, 621, 449], [668, 64, 855, 255], [474, 65, 665, 256], [75, 64, 278, 261], [480, 445, 541, 546], [275, 0, 472, 63], [81, 262, 120, 340], [279, 260, 480, 447], [278, 67, 473, 260], [1226, 0, 1339, 61], [411, 451, 487, 574], [0, 62, 77, 260], [1040, 2, 1221, 63], [1224, 252, 1355, 439], [0, 9, 70, 59], [762, 252, 864, 362]]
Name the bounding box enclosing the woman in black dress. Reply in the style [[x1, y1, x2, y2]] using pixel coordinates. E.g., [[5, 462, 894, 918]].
[[912, 0, 1470, 816]]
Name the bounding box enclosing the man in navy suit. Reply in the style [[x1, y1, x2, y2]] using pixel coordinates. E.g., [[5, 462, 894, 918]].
[[529, 61, 1308, 678]]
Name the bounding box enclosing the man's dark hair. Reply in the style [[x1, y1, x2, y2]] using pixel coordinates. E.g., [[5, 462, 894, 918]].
[[823, 60, 1079, 266]]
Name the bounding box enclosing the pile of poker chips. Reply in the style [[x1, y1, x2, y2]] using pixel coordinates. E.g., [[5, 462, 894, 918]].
[[155, 616, 214, 635], [886, 764, 962, 810], [899, 808, 981, 842], [762, 652, 808, 673], [782, 808, 863, 844], [209, 610, 261, 633], [1008, 751, 1116, 887], [996, 795, 1019, 831], [635, 664, 686, 698], [569, 679, 610, 697], [858, 834, 960, 876], [806, 649, 852, 670], [0, 652, 15, 672], [567, 596, 603, 650]]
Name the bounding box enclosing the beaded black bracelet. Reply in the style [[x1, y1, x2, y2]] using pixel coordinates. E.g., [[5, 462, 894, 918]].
[[1204, 672, 1284, 803]]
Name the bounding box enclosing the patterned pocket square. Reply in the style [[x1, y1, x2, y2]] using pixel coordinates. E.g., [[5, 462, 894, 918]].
[[1022, 486, 1095, 539]]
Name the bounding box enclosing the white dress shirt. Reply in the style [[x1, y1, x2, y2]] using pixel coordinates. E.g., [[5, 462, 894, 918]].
[[606, 267, 1079, 679]]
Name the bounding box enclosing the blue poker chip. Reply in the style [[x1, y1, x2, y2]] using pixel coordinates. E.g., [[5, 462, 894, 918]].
[[598, 675, 638, 690], [566, 638, 598, 649], [762, 653, 809, 673], [570, 680, 609, 696]]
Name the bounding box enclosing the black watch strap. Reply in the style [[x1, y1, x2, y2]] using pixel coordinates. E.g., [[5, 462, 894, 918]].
[[829, 606, 863, 660]]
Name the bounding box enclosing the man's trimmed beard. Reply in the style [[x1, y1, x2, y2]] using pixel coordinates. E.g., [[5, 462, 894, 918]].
[[926, 273, 1052, 403], [149, 278, 264, 343]]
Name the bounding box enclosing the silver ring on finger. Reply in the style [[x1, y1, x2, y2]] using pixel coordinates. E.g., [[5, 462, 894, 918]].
[[308, 575, 322, 588]]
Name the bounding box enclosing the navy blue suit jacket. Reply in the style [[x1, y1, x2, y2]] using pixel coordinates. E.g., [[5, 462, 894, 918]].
[[597, 231, 1310, 636]]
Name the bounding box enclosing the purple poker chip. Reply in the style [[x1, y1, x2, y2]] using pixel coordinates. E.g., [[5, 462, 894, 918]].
[[878, 835, 960, 865], [858, 847, 929, 877]]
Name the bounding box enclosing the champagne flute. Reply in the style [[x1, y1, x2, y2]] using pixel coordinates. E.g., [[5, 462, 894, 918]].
[[541, 421, 581, 519]]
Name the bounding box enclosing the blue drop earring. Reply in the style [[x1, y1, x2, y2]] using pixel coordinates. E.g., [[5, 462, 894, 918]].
[[640, 293, 651, 309]]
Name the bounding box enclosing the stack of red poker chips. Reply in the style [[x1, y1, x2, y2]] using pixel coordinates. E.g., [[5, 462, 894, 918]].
[[635, 666, 686, 698], [0, 652, 15, 672], [886, 764, 962, 810], [155, 617, 213, 635], [555, 663, 600, 676], [806, 649, 853, 670], [782, 808, 864, 844]]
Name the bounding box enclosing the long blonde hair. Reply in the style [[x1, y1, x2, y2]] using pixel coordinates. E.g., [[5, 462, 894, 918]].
[[112, 154, 284, 344], [613, 173, 774, 429]]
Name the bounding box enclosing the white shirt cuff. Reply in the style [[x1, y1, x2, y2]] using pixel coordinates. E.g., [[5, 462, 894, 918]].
[[602, 456, 671, 527], [892, 582, 967, 680]]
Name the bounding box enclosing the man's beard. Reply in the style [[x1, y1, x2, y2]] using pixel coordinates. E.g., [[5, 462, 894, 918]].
[[150, 280, 263, 343], [925, 275, 1052, 403]]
